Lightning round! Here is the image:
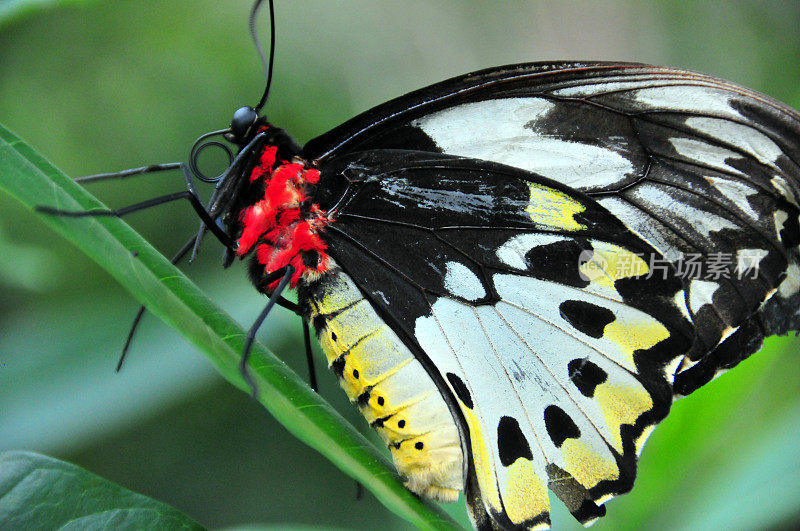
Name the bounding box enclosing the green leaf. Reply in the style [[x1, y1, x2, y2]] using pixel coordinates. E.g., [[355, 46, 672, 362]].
[[0, 123, 461, 531], [0, 450, 203, 529], [656, 402, 800, 530]]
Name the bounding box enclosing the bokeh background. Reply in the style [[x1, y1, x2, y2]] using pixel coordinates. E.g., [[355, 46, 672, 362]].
[[1, 1, 799, 529]]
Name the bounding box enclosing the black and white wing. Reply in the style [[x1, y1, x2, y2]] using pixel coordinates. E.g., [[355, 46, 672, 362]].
[[312, 151, 693, 528], [304, 62, 800, 397], [303, 62, 800, 529]]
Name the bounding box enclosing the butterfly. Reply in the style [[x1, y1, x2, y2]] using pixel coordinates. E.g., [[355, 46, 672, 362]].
[[38, 2, 800, 530]]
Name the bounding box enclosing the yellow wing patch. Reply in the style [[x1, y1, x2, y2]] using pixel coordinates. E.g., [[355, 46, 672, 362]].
[[579, 242, 650, 291], [461, 406, 504, 513], [603, 317, 670, 366], [593, 381, 654, 453], [502, 457, 549, 525], [526, 182, 587, 231], [560, 438, 620, 488]]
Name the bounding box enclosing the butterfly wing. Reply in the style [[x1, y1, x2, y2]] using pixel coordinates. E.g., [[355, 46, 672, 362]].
[[312, 150, 694, 527], [304, 61, 800, 397], [304, 62, 800, 528]]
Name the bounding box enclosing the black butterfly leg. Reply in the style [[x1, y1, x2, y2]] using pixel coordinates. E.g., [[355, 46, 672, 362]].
[[72, 160, 220, 261], [190, 189, 221, 263], [74, 163, 184, 184], [38, 165, 242, 363], [116, 234, 201, 372], [36, 164, 234, 249], [241, 265, 295, 398], [117, 227, 299, 370], [115, 169, 219, 367]]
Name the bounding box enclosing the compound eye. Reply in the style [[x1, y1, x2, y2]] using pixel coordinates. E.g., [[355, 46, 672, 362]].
[[229, 106, 259, 143]]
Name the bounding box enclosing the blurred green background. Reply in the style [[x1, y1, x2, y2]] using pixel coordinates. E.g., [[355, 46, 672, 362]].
[[1, 1, 799, 529]]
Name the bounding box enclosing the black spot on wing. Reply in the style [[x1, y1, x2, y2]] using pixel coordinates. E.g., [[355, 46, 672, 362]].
[[331, 355, 345, 379], [446, 372, 474, 409], [544, 405, 581, 448], [522, 99, 647, 194], [357, 387, 373, 408], [524, 239, 592, 288], [568, 359, 608, 398], [559, 300, 615, 339], [497, 416, 533, 466], [370, 414, 392, 428], [613, 273, 685, 314]]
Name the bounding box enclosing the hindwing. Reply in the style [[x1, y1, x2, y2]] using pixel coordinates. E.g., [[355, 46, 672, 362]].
[[313, 151, 694, 527]]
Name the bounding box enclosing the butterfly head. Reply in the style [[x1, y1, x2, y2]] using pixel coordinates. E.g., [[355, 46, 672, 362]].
[[226, 106, 262, 147]]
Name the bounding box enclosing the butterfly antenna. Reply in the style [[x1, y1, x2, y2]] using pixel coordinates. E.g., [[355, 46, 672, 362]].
[[251, 0, 276, 114]]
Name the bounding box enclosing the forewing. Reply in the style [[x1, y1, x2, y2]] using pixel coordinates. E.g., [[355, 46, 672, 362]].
[[304, 62, 800, 396], [313, 151, 694, 528]]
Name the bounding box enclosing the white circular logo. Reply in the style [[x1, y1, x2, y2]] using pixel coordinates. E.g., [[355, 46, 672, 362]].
[[578, 249, 608, 282]]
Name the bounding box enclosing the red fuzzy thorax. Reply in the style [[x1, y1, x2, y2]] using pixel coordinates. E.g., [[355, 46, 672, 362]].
[[236, 145, 329, 289]]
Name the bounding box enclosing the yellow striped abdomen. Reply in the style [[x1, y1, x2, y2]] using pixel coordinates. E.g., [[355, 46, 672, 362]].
[[303, 263, 464, 502]]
